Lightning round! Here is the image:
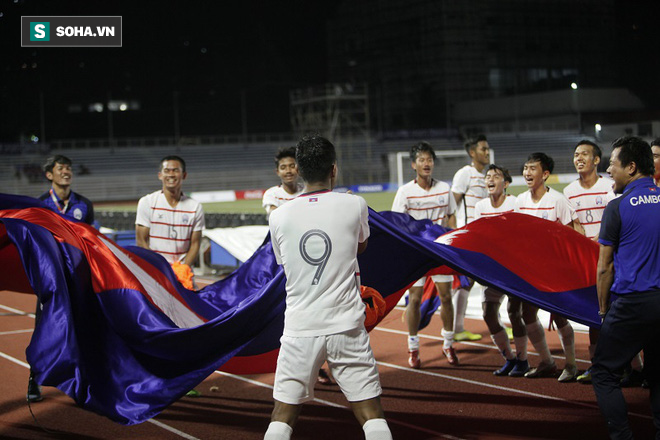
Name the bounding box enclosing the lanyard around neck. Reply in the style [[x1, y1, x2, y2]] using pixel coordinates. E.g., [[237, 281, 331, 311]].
[[49, 189, 69, 214]]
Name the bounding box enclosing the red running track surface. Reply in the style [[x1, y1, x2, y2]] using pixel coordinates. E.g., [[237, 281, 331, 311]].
[[0, 289, 654, 439]]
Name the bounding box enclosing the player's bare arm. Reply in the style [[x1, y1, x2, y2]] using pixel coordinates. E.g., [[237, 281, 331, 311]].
[[183, 230, 203, 267], [596, 244, 615, 316], [445, 213, 457, 229], [570, 218, 585, 235], [357, 239, 368, 255], [136, 225, 150, 249], [452, 191, 464, 207]]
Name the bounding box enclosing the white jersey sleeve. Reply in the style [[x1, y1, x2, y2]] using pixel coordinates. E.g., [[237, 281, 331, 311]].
[[555, 191, 577, 226], [358, 196, 370, 243], [447, 186, 457, 216], [135, 194, 152, 227], [262, 186, 279, 211], [391, 185, 408, 213], [451, 167, 470, 195], [269, 218, 282, 264], [193, 203, 205, 231]]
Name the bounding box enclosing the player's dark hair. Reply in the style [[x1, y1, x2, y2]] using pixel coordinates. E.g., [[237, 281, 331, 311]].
[[486, 164, 512, 184], [651, 137, 660, 148], [295, 135, 336, 183], [410, 141, 436, 162], [274, 147, 296, 167], [574, 140, 602, 159], [525, 152, 554, 174], [611, 136, 655, 176], [464, 134, 488, 155], [43, 155, 72, 174], [160, 155, 186, 173]]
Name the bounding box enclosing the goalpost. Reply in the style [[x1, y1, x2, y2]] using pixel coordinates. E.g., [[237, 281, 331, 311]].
[[389, 149, 495, 188]]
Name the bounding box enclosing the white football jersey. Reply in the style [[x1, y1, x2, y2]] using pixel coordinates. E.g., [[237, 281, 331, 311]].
[[262, 184, 304, 211], [392, 179, 456, 225], [514, 187, 576, 225], [563, 176, 615, 239], [474, 194, 517, 220], [269, 190, 369, 337], [451, 164, 487, 227], [136, 190, 205, 263]]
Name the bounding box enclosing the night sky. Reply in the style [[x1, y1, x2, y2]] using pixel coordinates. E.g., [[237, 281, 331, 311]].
[[0, 0, 339, 141], [1, 0, 659, 142]]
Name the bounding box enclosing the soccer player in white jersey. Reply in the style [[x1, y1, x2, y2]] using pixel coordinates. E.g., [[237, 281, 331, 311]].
[[392, 141, 459, 368], [474, 165, 531, 377], [262, 147, 304, 216], [265, 135, 392, 440], [563, 140, 646, 385], [451, 135, 490, 342], [562, 141, 616, 383], [513, 152, 584, 382], [136, 155, 204, 267], [262, 147, 331, 386]]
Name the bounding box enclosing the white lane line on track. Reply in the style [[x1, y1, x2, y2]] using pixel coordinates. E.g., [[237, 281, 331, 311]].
[[0, 304, 35, 318], [146, 419, 201, 440], [373, 326, 592, 364], [215, 370, 466, 439], [376, 360, 652, 421], [0, 329, 34, 336], [0, 347, 200, 440]]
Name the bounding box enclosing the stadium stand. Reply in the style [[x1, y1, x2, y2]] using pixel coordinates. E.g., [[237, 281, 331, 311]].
[[1, 131, 602, 203]]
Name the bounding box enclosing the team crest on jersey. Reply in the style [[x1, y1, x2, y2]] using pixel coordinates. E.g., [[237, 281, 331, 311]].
[[309, 197, 318, 203], [439, 196, 445, 204], [182, 214, 189, 223], [157, 212, 164, 219], [651, 187, 657, 192], [542, 212, 549, 220], [575, 200, 581, 208], [73, 208, 83, 220], [596, 196, 603, 205]]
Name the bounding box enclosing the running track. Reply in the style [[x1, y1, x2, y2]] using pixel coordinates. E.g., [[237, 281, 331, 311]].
[[0, 288, 654, 439]]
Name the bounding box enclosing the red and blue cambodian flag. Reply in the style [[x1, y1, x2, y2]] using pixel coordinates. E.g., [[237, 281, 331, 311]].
[[0, 193, 600, 425]]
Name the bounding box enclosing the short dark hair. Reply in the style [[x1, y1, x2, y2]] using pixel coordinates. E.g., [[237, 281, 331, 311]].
[[274, 147, 296, 167], [295, 135, 336, 183], [43, 155, 72, 174], [486, 164, 512, 183], [525, 152, 554, 174], [160, 155, 186, 173], [651, 138, 660, 148], [611, 136, 654, 176], [464, 134, 488, 155], [410, 141, 436, 162], [575, 139, 602, 159]]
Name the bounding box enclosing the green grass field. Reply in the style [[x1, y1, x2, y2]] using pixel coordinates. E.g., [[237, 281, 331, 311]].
[[99, 183, 569, 213]]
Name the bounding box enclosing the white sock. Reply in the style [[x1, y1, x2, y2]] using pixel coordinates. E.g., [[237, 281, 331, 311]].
[[452, 287, 469, 333], [513, 335, 528, 361], [264, 421, 292, 440], [441, 329, 454, 349], [631, 352, 644, 371], [491, 329, 514, 360], [526, 321, 553, 364], [363, 418, 393, 440], [557, 323, 575, 366], [408, 335, 420, 351]]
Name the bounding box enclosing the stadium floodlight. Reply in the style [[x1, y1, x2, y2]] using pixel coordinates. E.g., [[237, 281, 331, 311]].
[[595, 123, 602, 132], [571, 82, 578, 90], [389, 149, 495, 188]]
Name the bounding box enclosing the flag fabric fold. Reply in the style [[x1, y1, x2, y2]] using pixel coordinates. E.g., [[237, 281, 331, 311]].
[[0, 193, 600, 425]]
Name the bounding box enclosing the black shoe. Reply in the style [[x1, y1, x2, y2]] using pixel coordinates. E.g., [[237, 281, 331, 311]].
[[27, 377, 42, 403]]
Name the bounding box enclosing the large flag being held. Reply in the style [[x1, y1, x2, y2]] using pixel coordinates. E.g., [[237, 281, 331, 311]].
[[0, 193, 599, 425]]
